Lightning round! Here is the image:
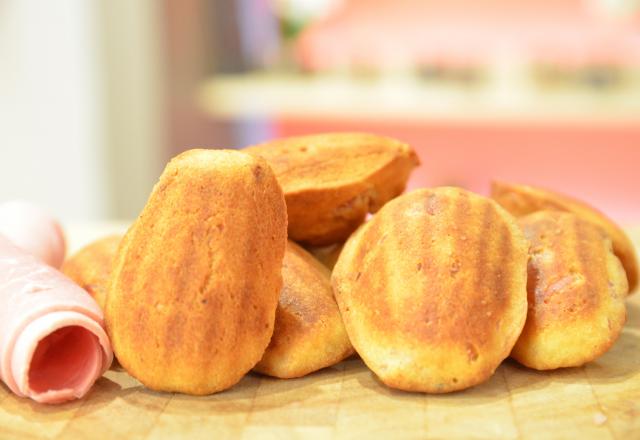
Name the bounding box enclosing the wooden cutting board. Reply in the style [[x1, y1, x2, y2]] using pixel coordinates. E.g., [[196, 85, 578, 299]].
[[1, 226, 639, 440]]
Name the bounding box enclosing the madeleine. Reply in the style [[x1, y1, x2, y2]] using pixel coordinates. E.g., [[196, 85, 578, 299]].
[[63, 235, 122, 310], [255, 241, 353, 378], [512, 211, 627, 370], [492, 181, 638, 293], [332, 187, 528, 393], [105, 149, 287, 395], [244, 132, 419, 245]]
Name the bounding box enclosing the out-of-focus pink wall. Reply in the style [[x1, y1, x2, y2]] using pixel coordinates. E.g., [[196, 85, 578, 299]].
[[275, 119, 640, 224], [298, 0, 640, 70]]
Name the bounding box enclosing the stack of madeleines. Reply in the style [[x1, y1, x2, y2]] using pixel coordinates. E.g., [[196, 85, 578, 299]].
[[62, 132, 638, 395]]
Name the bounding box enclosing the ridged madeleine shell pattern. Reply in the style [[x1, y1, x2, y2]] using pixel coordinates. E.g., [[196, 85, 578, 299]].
[[254, 241, 354, 378], [105, 149, 287, 395], [491, 181, 638, 294], [512, 211, 627, 370], [244, 132, 419, 246], [332, 187, 528, 393]]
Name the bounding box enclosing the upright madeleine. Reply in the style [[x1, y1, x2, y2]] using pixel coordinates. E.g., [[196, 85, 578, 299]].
[[105, 149, 287, 395], [512, 211, 627, 370], [254, 241, 353, 378], [332, 187, 528, 393], [491, 181, 638, 293], [244, 132, 419, 246]]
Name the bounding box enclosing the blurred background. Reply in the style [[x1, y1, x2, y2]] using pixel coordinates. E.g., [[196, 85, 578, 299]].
[[1, 0, 639, 224]]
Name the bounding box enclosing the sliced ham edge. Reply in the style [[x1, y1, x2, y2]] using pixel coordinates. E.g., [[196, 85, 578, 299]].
[[9, 311, 112, 404], [0, 232, 113, 404]]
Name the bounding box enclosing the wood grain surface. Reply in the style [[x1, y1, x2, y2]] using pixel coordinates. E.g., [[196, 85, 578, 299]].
[[1, 226, 639, 439]]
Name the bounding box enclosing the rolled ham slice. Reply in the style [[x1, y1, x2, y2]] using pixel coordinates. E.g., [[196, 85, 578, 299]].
[[0, 235, 112, 404], [0, 201, 66, 269]]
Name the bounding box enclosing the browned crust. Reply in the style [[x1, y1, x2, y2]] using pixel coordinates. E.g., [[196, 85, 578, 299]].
[[511, 211, 627, 370], [332, 187, 528, 393], [244, 132, 419, 245], [491, 181, 638, 293], [105, 149, 287, 395], [254, 241, 354, 378], [62, 235, 122, 310]]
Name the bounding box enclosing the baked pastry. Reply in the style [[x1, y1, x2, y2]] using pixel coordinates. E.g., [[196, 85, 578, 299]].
[[254, 241, 353, 378], [105, 149, 287, 395], [62, 235, 122, 310], [244, 132, 419, 246], [511, 211, 627, 370], [491, 181, 638, 293], [332, 187, 528, 393]]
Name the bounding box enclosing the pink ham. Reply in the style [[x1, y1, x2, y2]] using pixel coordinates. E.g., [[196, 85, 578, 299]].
[[0, 235, 112, 404], [0, 201, 66, 269]]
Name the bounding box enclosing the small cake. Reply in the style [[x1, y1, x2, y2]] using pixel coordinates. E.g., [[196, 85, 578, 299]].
[[332, 187, 528, 393], [244, 132, 419, 246], [491, 181, 638, 293], [254, 241, 353, 378], [105, 149, 287, 395], [62, 235, 122, 310], [511, 211, 627, 370]]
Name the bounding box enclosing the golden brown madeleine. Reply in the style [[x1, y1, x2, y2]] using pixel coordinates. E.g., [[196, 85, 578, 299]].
[[244, 132, 419, 246], [491, 181, 638, 293], [332, 187, 528, 393], [304, 242, 344, 271], [512, 211, 627, 370], [62, 235, 122, 310], [105, 149, 287, 395], [254, 241, 354, 378]]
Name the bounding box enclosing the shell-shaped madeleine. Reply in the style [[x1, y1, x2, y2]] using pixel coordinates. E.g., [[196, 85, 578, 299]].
[[332, 187, 528, 393], [512, 211, 627, 370], [62, 235, 122, 310], [105, 149, 287, 395], [244, 132, 419, 246], [491, 181, 638, 293], [254, 241, 353, 378]]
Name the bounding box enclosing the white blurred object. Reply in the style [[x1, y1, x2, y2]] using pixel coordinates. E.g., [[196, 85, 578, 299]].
[[588, 0, 640, 17], [0, 0, 106, 222], [0, 0, 165, 222], [269, 0, 343, 22], [0, 201, 66, 269]]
